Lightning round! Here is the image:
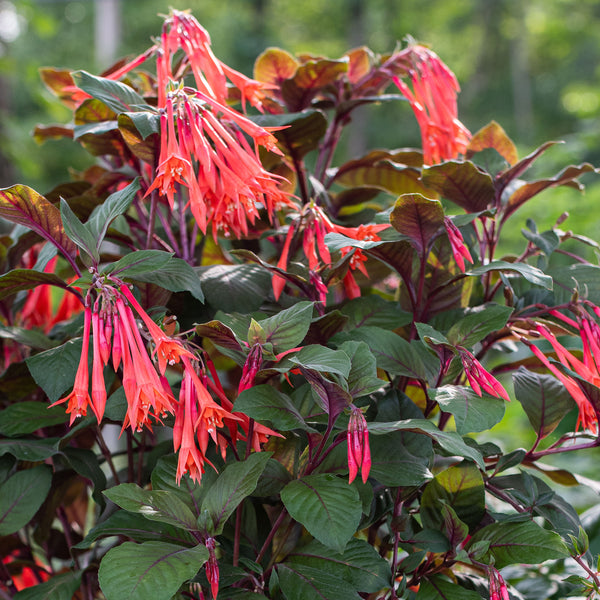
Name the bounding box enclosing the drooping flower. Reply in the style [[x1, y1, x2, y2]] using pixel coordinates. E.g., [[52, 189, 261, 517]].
[[273, 204, 389, 301], [347, 405, 371, 484], [50, 306, 93, 424], [444, 217, 473, 272], [488, 567, 510, 600], [238, 343, 263, 394], [457, 347, 510, 402], [392, 45, 471, 165], [205, 537, 220, 599]]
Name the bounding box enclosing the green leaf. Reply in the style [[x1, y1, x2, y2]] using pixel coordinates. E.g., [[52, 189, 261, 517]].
[[340, 295, 412, 330], [121, 111, 160, 139], [26, 338, 83, 403], [87, 178, 140, 245], [104, 249, 173, 277], [62, 447, 107, 507], [420, 463, 485, 531], [13, 571, 82, 600], [75, 511, 196, 549], [338, 340, 386, 398], [287, 538, 391, 592], [281, 474, 362, 553], [300, 368, 352, 424], [0, 437, 60, 461], [198, 263, 271, 312], [0, 322, 55, 350], [431, 386, 505, 435], [103, 483, 198, 530], [466, 520, 569, 568], [513, 367, 576, 439], [0, 269, 69, 302], [60, 197, 100, 262], [0, 465, 52, 535], [441, 504, 470, 547], [368, 419, 484, 469], [0, 401, 69, 437], [421, 160, 496, 213], [73, 70, 147, 113], [201, 452, 271, 535], [277, 563, 362, 600], [466, 261, 553, 290], [390, 194, 445, 255], [0, 184, 77, 259], [98, 541, 208, 600], [260, 301, 314, 352], [338, 327, 438, 383], [289, 345, 351, 379], [446, 304, 513, 347], [417, 576, 484, 600], [132, 256, 204, 302], [234, 385, 310, 431], [118, 113, 159, 162]]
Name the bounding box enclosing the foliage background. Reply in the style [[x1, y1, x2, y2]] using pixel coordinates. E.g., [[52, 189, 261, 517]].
[[2, 0, 600, 505]]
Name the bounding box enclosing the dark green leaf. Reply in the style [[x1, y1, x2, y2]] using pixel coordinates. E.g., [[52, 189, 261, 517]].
[[0, 401, 69, 436], [0, 465, 52, 535], [103, 249, 173, 277], [234, 385, 310, 431], [13, 571, 82, 600], [417, 576, 484, 600], [513, 367, 576, 439], [441, 504, 469, 547], [0, 269, 69, 302], [421, 463, 485, 531], [260, 301, 314, 352], [60, 197, 100, 261], [98, 541, 208, 600], [340, 295, 412, 330], [390, 194, 445, 255], [0, 322, 55, 350], [253, 458, 293, 497], [26, 338, 83, 403], [368, 419, 484, 468], [431, 386, 505, 435], [132, 256, 204, 302], [62, 447, 107, 507], [0, 437, 61, 461], [73, 70, 147, 113], [281, 474, 362, 553], [103, 483, 198, 530], [338, 341, 386, 398], [87, 178, 140, 245], [75, 511, 196, 549], [289, 345, 351, 379], [201, 452, 271, 535], [198, 263, 271, 312], [466, 521, 568, 568], [287, 538, 391, 592], [121, 111, 160, 139], [446, 304, 513, 347], [466, 261, 553, 290], [277, 563, 362, 600]]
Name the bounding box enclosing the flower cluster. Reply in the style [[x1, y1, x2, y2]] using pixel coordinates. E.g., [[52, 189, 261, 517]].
[[52, 276, 274, 483], [458, 347, 510, 401], [392, 44, 471, 165], [145, 10, 293, 238], [273, 203, 389, 301]]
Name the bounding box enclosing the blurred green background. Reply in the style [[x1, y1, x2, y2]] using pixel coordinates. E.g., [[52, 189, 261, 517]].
[[2, 0, 600, 242]]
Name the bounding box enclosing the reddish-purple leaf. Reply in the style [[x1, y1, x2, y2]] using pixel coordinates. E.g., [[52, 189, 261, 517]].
[[0, 185, 77, 259], [421, 161, 496, 213], [390, 194, 445, 255]]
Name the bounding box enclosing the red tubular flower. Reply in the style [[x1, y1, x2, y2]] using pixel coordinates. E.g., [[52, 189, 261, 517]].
[[347, 405, 371, 484], [393, 45, 471, 165], [51, 306, 93, 424], [238, 344, 263, 393], [458, 347, 510, 402], [444, 217, 473, 272], [91, 310, 107, 421]]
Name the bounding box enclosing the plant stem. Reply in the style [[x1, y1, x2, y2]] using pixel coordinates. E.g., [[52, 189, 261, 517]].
[[256, 508, 288, 564]]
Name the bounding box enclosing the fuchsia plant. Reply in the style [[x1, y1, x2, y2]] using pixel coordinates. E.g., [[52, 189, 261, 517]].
[[2, 8, 600, 600]]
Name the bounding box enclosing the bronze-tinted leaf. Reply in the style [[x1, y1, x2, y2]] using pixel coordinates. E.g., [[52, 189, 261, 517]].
[[466, 121, 518, 166], [39, 67, 83, 109], [254, 47, 299, 87], [282, 58, 348, 111], [0, 269, 68, 301], [421, 160, 496, 213], [344, 47, 374, 83], [118, 113, 159, 164], [390, 194, 444, 255], [504, 163, 596, 220], [0, 185, 77, 258], [32, 125, 74, 144]]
